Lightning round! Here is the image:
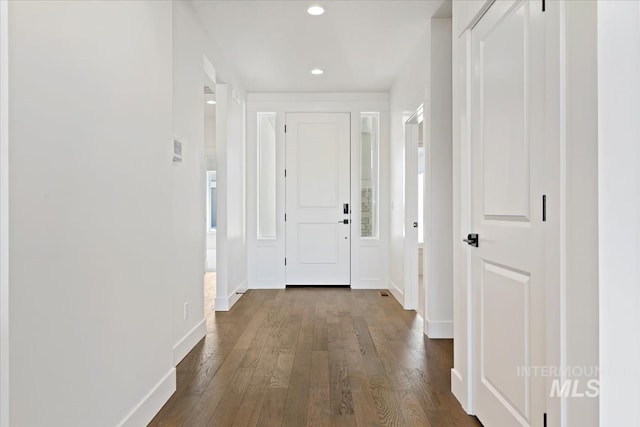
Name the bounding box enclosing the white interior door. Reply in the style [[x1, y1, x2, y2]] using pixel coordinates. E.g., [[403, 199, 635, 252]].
[[285, 113, 351, 285], [470, 0, 546, 425], [403, 107, 423, 312]]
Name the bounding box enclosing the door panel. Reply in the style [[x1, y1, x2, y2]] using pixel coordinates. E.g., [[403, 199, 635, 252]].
[[285, 113, 350, 285], [471, 0, 545, 426], [404, 121, 419, 310], [481, 3, 530, 219], [481, 261, 530, 419], [297, 123, 340, 207], [297, 223, 339, 264]]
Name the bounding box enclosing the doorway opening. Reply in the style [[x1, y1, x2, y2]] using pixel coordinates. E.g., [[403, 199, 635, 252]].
[[404, 105, 425, 320], [204, 80, 217, 304], [417, 118, 425, 319]]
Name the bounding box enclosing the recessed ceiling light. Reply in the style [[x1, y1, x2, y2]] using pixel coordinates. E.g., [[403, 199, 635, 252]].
[[310, 68, 324, 75], [307, 5, 325, 16], [206, 100, 216, 105]]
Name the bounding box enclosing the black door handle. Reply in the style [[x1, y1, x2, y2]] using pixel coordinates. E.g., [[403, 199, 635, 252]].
[[413, 222, 418, 228], [463, 233, 479, 247]]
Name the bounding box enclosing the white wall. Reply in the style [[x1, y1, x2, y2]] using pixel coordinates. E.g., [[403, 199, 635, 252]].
[[8, 1, 175, 425], [223, 87, 247, 301], [424, 17, 453, 339], [598, 1, 640, 425], [0, 0, 8, 424], [389, 26, 430, 303], [171, 0, 208, 361], [204, 107, 216, 160], [563, 2, 599, 424], [213, 83, 247, 309], [172, 0, 247, 317], [388, 3, 453, 338]]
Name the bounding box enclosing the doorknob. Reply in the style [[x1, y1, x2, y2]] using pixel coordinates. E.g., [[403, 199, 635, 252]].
[[413, 222, 418, 228], [338, 219, 350, 224], [463, 233, 479, 247]]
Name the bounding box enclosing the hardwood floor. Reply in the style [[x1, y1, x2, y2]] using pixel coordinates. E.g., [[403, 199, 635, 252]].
[[150, 283, 481, 427]]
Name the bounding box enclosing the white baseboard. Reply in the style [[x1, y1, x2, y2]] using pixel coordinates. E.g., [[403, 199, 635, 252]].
[[350, 279, 387, 289], [425, 319, 453, 339], [173, 318, 206, 365], [236, 280, 249, 293], [451, 368, 472, 414], [249, 282, 286, 289], [117, 368, 176, 427], [214, 280, 246, 311], [387, 278, 404, 306]]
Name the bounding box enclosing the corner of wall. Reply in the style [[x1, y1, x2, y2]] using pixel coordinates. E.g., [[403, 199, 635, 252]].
[[451, 368, 470, 413], [117, 368, 176, 427], [425, 319, 453, 339], [388, 278, 404, 307], [214, 279, 246, 311], [173, 318, 206, 365]]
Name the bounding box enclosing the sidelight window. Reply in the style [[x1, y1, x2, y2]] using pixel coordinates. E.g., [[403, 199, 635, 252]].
[[361, 113, 380, 238], [257, 112, 277, 239]]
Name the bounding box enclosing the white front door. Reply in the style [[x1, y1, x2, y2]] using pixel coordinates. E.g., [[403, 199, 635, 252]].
[[285, 113, 351, 285], [470, 0, 546, 426]]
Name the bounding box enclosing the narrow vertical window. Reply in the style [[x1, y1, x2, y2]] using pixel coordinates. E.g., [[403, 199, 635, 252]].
[[361, 113, 380, 238], [257, 112, 277, 239]]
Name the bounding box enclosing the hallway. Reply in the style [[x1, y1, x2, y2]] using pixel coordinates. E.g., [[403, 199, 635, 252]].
[[150, 286, 480, 426], [6, 1, 638, 425]]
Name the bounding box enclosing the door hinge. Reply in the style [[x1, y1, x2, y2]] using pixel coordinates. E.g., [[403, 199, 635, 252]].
[[284, 213, 287, 222], [542, 0, 546, 12], [542, 194, 547, 222], [284, 258, 287, 266], [284, 124, 287, 133], [543, 412, 547, 427], [284, 169, 287, 178]]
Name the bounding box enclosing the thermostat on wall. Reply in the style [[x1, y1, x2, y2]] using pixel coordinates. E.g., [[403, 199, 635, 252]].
[[173, 139, 183, 162]]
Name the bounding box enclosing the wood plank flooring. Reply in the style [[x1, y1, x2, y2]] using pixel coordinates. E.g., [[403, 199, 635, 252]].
[[150, 283, 481, 427]]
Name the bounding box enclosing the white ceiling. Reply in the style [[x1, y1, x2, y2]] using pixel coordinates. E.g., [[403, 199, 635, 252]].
[[191, 1, 444, 93]]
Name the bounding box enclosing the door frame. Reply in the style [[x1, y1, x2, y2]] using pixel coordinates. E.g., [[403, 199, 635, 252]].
[[203, 58, 217, 275], [1, 0, 9, 424], [403, 104, 425, 312]]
